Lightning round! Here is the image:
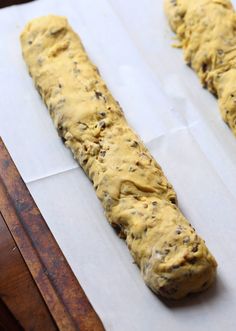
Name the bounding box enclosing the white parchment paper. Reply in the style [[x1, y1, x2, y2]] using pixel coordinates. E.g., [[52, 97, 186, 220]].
[[0, 0, 236, 330]]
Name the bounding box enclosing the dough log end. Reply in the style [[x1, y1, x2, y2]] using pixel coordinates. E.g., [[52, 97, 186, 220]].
[[143, 249, 217, 300], [137, 201, 217, 299]]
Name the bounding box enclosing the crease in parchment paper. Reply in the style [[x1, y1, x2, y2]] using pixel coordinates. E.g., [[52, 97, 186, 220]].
[[25, 164, 79, 184]]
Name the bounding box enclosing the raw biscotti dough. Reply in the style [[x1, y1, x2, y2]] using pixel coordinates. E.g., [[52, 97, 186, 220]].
[[165, 0, 236, 135], [20, 15, 217, 299]]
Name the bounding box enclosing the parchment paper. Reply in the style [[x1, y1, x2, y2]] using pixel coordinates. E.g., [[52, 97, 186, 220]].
[[0, 0, 236, 330]]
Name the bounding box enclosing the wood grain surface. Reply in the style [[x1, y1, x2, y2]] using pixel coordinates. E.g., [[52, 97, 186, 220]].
[[0, 212, 57, 330], [0, 0, 33, 9], [0, 296, 23, 331], [0, 137, 105, 331]]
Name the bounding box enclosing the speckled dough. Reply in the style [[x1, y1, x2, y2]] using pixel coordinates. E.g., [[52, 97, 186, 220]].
[[165, 0, 236, 135], [20, 15, 217, 299]]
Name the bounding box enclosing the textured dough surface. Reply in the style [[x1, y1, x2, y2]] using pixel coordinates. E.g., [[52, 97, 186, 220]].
[[20, 15, 217, 299], [165, 0, 236, 135]]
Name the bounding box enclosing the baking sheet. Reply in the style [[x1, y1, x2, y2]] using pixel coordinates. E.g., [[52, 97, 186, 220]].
[[0, 0, 236, 330]]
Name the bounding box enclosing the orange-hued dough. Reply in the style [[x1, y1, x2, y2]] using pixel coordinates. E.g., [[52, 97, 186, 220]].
[[21, 15, 217, 299]]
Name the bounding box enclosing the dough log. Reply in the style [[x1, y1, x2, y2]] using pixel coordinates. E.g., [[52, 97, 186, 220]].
[[20, 16, 217, 299], [165, 0, 236, 135]]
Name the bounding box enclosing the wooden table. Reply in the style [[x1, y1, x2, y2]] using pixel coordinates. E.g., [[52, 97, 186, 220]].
[[0, 137, 105, 330], [0, 0, 33, 8]]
